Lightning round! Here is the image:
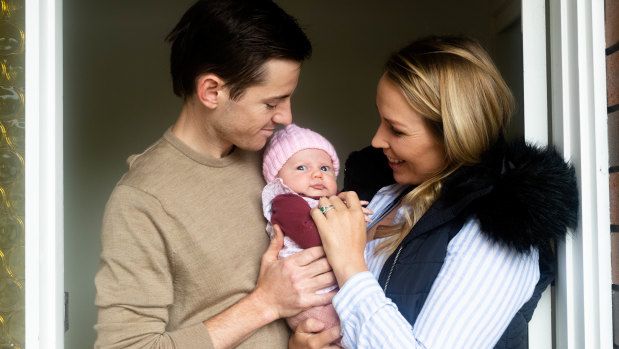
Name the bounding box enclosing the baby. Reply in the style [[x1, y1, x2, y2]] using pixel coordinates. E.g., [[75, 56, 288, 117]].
[[261, 123, 342, 334]]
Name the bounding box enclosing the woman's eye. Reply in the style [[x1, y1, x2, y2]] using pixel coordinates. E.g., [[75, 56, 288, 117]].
[[390, 125, 404, 135], [296, 165, 307, 171], [320, 166, 330, 172]]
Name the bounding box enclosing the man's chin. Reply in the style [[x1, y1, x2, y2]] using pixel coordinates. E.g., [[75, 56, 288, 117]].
[[236, 139, 268, 152]]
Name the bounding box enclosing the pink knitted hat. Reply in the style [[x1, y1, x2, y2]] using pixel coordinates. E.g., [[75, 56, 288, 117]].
[[262, 124, 340, 183]]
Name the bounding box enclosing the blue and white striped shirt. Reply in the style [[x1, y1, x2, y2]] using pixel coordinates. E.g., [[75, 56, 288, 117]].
[[332, 184, 540, 348]]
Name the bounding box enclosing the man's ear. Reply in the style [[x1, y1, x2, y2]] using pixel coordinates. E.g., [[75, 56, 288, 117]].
[[196, 74, 226, 109]]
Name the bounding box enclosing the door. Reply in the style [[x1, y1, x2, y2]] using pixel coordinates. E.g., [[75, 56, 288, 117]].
[[23, 0, 64, 347], [23, 0, 613, 348], [522, 0, 613, 348], [547, 0, 612, 348]]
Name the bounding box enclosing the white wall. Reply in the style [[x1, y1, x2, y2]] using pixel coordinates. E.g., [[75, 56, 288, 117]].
[[63, 2, 194, 347], [277, 1, 502, 169], [63, 1, 510, 347]]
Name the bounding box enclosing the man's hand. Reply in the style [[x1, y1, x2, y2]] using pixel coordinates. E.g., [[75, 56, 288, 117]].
[[289, 318, 342, 349], [204, 225, 336, 349], [251, 225, 337, 321]]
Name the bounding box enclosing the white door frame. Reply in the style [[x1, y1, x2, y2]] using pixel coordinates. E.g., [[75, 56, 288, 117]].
[[547, 0, 612, 348], [521, 0, 551, 348], [508, 0, 612, 348], [25, 0, 64, 347], [549, 0, 613, 349]]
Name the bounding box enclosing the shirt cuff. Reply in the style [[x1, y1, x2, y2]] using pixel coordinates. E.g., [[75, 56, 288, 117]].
[[332, 271, 385, 323]]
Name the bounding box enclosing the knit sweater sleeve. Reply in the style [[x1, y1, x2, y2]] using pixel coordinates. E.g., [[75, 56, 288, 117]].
[[94, 184, 213, 349], [271, 193, 322, 248]]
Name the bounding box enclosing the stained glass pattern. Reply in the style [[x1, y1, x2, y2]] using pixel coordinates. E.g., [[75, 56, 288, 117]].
[[0, 0, 23, 347]]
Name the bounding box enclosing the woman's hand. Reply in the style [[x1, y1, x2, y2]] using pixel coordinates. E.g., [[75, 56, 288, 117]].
[[311, 191, 369, 287], [289, 318, 342, 349]]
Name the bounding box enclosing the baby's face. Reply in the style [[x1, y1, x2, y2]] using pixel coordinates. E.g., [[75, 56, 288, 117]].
[[277, 148, 338, 197]]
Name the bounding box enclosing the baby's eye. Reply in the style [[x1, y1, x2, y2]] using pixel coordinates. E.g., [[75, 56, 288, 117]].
[[320, 166, 330, 172], [296, 165, 307, 171]]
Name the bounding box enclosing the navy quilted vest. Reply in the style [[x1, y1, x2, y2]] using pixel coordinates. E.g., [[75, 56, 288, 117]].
[[376, 199, 555, 349]]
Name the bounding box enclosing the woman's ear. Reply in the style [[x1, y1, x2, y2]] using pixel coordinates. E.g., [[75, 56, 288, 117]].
[[196, 74, 226, 109]]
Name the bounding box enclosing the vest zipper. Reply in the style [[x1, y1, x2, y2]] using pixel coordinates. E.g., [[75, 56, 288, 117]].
[[383, 245, 403, 293]]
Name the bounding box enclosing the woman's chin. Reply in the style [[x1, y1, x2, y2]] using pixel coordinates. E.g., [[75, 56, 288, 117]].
[[393, 173, 421, 186]]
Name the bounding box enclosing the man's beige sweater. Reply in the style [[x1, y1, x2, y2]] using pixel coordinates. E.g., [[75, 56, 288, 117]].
[[94, 129, 290, 348]]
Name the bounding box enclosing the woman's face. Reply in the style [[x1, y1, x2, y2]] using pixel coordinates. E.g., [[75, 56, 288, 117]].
[[371, 75, 446, 186]]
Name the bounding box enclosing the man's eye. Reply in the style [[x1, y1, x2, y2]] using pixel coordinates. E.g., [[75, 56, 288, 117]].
[[320, 166, 330, 172], [266, 104, 277, 110], [296, 165, 307, 170]]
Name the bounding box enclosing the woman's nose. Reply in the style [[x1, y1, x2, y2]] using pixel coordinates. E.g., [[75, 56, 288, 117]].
[[371, 128, 386, 149]]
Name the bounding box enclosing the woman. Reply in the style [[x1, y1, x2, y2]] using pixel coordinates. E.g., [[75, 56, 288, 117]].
[[290, 36, 578, 348]]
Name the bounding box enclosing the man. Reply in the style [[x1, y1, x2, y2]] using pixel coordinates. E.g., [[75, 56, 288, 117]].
[[94, 1, 335, 348]]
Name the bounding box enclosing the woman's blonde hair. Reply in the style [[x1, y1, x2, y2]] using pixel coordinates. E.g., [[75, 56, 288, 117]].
[[375, 36, 515, 255]]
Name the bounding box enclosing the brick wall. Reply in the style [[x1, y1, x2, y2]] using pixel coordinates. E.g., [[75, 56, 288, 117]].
[[607, 0, 619, 347]]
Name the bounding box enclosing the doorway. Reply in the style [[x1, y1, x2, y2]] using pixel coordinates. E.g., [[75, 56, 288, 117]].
[[62, 0, 527, 347]]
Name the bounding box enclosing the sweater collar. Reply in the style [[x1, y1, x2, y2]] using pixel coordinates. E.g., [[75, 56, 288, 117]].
[[163, 127, 244, 168]]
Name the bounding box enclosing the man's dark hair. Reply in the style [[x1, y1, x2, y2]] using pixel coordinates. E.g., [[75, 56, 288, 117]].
[[166, 0, 312, 100]]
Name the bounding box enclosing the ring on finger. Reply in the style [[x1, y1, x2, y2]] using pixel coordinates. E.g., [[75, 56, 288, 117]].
[[319, 205, 335, 214]]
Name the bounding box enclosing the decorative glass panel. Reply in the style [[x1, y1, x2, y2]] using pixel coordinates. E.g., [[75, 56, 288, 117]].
[[0, 0, 23, 347]]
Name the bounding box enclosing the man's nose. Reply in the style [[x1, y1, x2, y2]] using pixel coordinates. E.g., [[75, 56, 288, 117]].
[[272, 101, 292, 126]]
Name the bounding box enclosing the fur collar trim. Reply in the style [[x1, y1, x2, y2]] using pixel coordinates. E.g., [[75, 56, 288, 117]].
[[442, 139, 579, 252]]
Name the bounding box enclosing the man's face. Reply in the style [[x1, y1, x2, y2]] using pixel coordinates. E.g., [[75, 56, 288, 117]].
[[212, 58, 301, 153]]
